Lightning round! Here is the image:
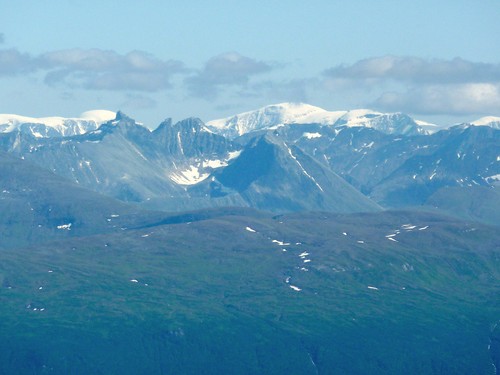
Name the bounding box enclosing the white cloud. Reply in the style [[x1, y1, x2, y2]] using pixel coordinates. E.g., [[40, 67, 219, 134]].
[[185, 52, 274, 98], [374, 83, 500, 115], [41, 49, 185, 91], [0, 48, 37, 75], [324, 56, 500, 84], [322, 56, 500, 116]]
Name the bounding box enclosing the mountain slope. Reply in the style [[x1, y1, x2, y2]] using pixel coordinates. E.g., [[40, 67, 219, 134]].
[[425, 185, 500, 225], [369, 125, 500, 207], [0, 151, 165, 249], [192, 134, 381, 213], [276, 124, 500, 210]]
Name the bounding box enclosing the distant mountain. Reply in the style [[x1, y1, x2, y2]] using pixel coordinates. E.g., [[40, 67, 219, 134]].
[[471, 116, 500, 130], [0, 112, 385, 214], [0, 108, 498, 220], [190, 134, 381, 213], [279, 124, 500, 208], [0, 110, 116, 138], [0, 151, 165, 249], [206, 102, 433, 138], [0, 112, 241, 206]]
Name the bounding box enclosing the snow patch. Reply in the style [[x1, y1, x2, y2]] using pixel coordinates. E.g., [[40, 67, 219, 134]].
[[170, 166, 209, 185], [57, 223, 72, 230], [486, 174, 500, 184], [272, 240, 290, 246], [303, 132, 322, 139], [285, 144, 324, 192], [202, 159, 227, 169]]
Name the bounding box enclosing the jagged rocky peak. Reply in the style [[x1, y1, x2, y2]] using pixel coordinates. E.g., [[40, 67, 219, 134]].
[[153, 117, 211, 137], [174, 117, 211, 133], [113, 110, 136, 124], [154, 118, 173, 131]]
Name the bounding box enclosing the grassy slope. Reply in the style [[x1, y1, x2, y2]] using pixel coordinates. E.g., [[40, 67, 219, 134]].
[[0, 210, 498, 374]]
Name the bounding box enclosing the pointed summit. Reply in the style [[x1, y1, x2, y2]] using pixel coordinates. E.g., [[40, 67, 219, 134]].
[[115, 110, 131, 121]]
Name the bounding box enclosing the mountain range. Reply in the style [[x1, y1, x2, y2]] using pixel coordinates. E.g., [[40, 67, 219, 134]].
[[206, 103, 438, 138], [0, 103, 498, 223], [0, 110, 116, 138], [1, 103, 499, 374]]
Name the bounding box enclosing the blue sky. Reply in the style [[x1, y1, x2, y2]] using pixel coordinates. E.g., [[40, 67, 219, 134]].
[[1, 1, 500, 127]]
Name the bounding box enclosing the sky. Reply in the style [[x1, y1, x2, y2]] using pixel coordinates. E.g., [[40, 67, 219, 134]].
[[1, 0, 500, 128]]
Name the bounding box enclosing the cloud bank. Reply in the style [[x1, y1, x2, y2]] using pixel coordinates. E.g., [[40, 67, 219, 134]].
[[374, 83, 500, 115], [324, 56, 500, 84], [323, 56, 500, 116], [0, 43, 499, 117]]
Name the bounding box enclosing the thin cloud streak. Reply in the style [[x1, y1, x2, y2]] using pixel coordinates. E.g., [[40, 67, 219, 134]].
[[324, 56, 500, 84]]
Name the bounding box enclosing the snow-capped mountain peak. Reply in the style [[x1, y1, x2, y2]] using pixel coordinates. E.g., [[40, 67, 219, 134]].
[[206, 103, 429, 138], [206, 103, 346, 139], [0, 110, 116, 138], [471, 116, 500, 129]]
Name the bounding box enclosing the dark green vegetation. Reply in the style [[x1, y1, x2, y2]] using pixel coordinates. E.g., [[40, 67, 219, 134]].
[[1, 204, 499, 374]]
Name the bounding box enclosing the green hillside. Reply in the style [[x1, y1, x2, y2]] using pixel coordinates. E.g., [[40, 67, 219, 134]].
[[1, 209, 498, 374]]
